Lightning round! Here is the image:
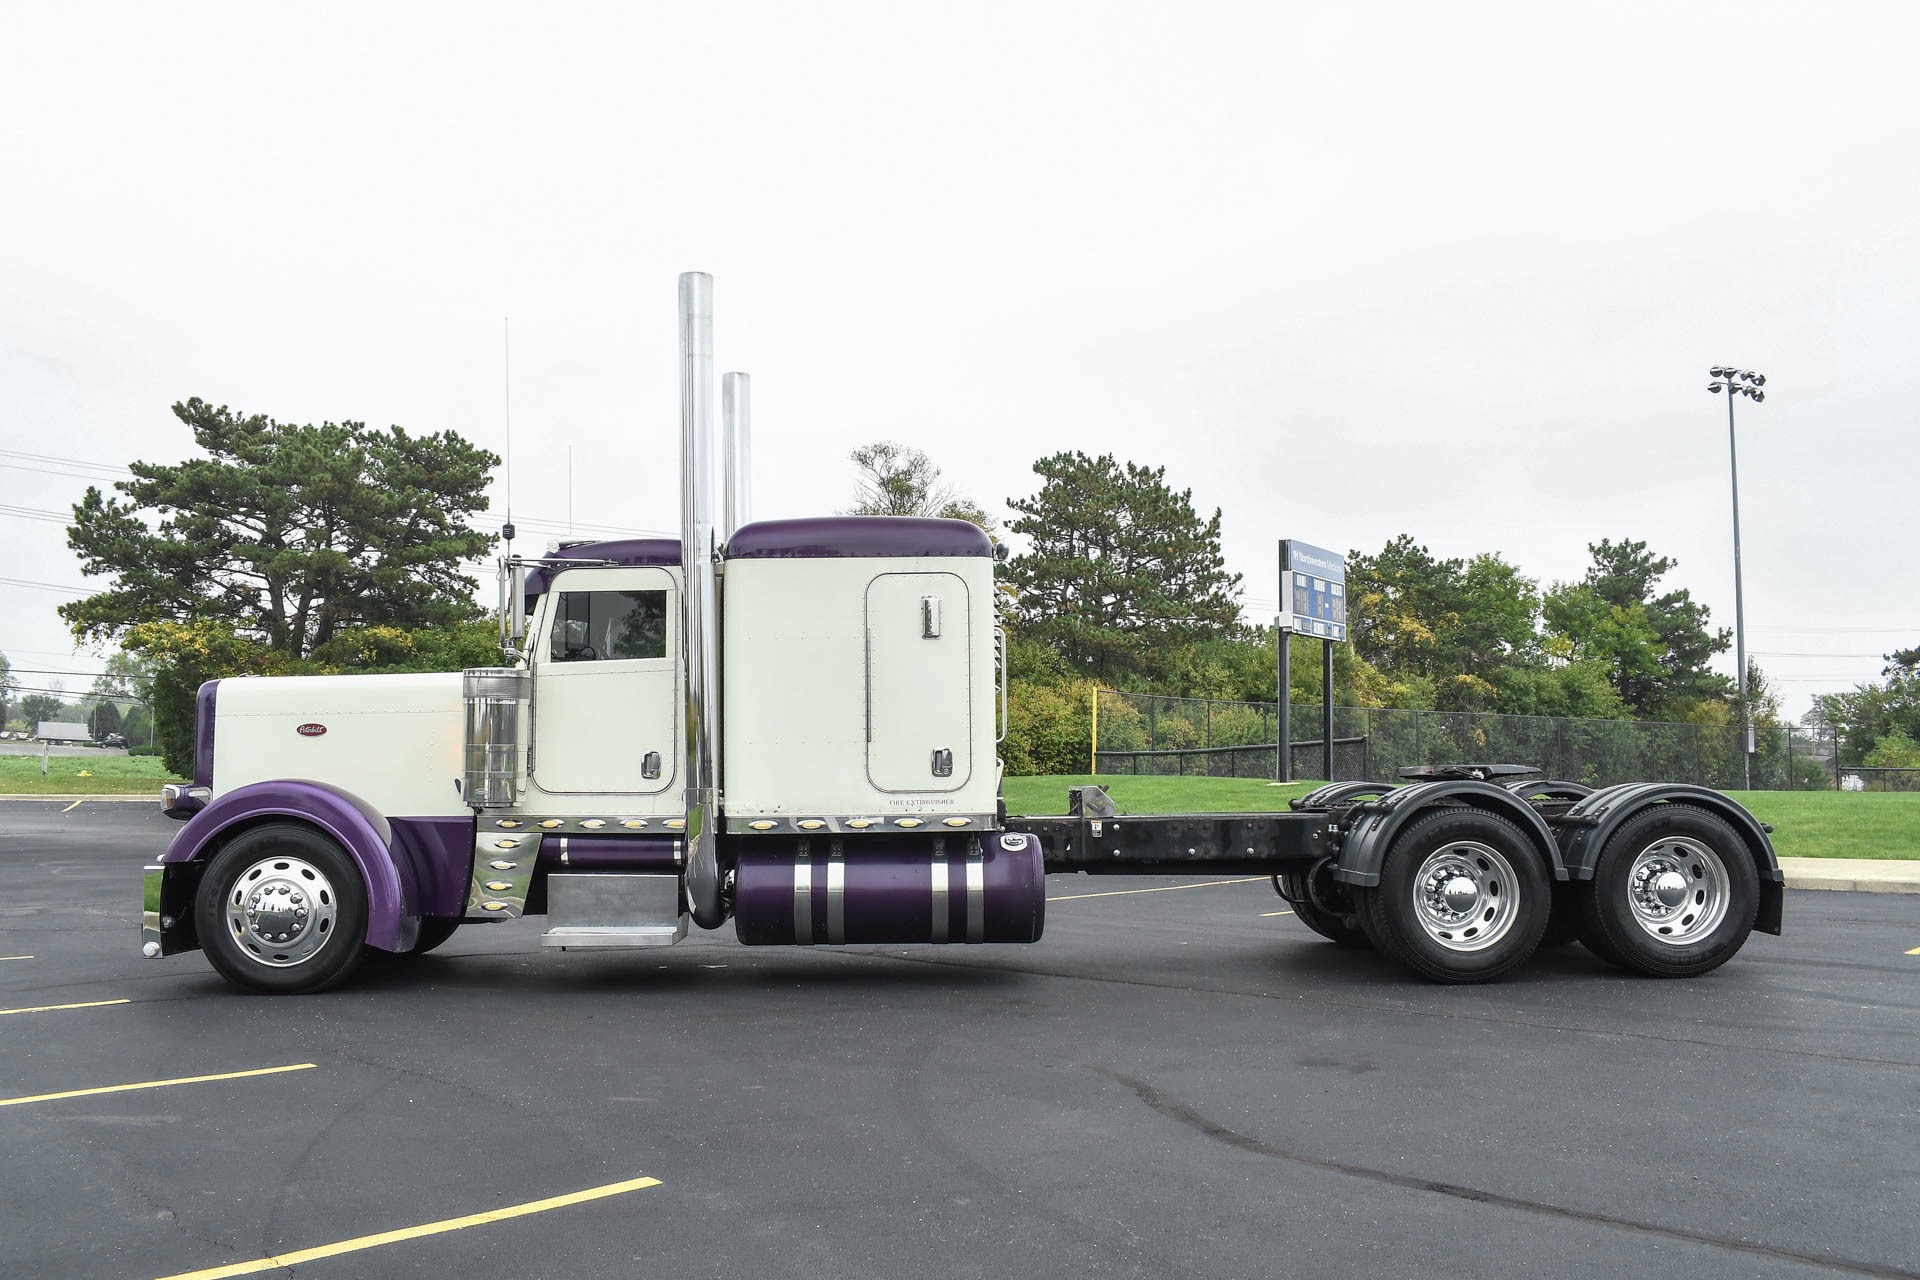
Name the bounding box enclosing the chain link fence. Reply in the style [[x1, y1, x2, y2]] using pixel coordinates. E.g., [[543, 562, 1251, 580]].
[[1092, 689, 1846, 790]]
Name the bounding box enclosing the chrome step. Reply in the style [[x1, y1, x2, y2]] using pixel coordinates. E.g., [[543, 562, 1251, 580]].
[[542, 922, 687, 949], [539, 872, 685, 948]]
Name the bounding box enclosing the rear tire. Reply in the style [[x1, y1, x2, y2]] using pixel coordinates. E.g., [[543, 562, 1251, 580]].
[[1361, 807, 1551, 983], [196, 823, 369, 995], [1272, 870, 1369, 947], [1574, 804, 1757, 978]]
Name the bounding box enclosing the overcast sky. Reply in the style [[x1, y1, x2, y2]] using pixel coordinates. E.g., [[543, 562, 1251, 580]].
[[3, 1, 1916, 719]]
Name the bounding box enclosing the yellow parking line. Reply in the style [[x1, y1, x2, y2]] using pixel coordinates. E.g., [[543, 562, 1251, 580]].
[[0, 998, 130, 1017], [0, 1063, 315, 1109], [60, 798, 83, 813], [1260, 910, 1296, 917], [1048, 877, 1266, 903], [1907, 946, 1920, 956], [0, 955, 32, 961], [154, 1175, 664, 1280]]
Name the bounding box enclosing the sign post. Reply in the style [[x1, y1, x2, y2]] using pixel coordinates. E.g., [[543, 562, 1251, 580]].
[[1277, 540, 1348, 784]]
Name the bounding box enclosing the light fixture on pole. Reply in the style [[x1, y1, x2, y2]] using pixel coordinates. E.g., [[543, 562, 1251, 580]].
[[1707, 366, 1766, 790]]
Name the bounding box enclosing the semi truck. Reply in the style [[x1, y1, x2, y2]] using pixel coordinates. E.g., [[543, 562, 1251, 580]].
[[141, 273, 1783, 994]]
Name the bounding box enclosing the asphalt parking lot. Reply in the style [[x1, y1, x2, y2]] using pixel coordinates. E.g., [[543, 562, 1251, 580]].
[[4, 800, 1918, 1280]]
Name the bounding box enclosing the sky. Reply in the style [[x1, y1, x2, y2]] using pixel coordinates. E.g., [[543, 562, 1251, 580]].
[[3, 0, 1916, 719]]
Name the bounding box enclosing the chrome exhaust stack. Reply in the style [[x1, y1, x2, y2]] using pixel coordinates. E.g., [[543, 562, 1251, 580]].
[[679, 272, 725, 929], [721, 371, 751, 540]]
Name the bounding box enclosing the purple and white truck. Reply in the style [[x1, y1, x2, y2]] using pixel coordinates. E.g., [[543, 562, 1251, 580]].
[[141, 274, 1783, 993]]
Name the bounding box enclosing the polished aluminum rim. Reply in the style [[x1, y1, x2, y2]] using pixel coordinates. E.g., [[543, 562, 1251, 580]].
[[1625, 836, 1728, 946], [1411, 840, 1519, 953], [224, 855, 338, 968]]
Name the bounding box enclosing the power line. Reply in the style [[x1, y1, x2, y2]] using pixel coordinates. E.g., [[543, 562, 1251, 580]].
[[1751, 624, 1920, 634], [0, 577, 88, 596], [0, 447, 130, 473], [0, 504, 69, 524]]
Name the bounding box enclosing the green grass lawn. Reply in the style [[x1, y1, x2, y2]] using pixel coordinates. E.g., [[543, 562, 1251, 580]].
[[1003, 774, 1920, 860], [0, 753, 184, 795]]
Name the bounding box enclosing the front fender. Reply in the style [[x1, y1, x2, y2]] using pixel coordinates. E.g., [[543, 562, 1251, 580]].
[[1557, 783, 1783, 935], [1335, 779, 1567, 887], [161, 779, 419, 951]]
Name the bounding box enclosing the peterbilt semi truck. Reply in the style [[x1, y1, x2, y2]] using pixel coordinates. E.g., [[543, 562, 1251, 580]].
[[140, 273, 1783, 994]]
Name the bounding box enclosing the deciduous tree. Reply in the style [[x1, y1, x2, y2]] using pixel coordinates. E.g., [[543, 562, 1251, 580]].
[[844, 441, 995, 530]]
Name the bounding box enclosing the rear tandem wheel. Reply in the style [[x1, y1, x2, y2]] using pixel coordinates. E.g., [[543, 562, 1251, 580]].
[[1357, 807, 1551, 983], [1572, 803, 1758, 978]]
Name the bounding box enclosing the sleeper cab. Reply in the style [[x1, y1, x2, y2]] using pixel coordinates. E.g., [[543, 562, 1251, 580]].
[[721, 516, 999, 832]]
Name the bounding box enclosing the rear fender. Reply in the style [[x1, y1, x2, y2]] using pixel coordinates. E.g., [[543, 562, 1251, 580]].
[[161, 779, 420, 952], [1557, 783, 1783, 935], [1335, 779, 1566, 888]]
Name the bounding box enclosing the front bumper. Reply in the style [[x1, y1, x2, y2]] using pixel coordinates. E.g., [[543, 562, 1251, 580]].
[[141, 862, 201, 957]]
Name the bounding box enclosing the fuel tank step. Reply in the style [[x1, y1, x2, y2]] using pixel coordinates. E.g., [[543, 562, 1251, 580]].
[[539, 872, 686, 948]]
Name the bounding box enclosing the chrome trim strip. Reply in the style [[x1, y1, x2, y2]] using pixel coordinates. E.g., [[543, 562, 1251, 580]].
[[558, 835, 570, 867], [792, 841, 813, 944], [965, 843, 984, 943], [725, 813, 993, 835], [930, 838, 949, 943], [826, 840, 845, 944], [490, 815, 678, 833]]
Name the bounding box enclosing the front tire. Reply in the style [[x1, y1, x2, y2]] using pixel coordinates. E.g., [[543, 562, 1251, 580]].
[[196, 823, 369, 995], [1574, 804, 1758, 978], [1361, 807, 1551, 983]]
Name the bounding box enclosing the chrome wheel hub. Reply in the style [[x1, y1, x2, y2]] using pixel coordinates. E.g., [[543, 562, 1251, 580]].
[[1626, 837, 1728, 947], [225, 856, 337, 967], [1412, 841, 1520, 953]]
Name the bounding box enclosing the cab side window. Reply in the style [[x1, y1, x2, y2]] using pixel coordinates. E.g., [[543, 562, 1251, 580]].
[[548, 590, 668, 662]]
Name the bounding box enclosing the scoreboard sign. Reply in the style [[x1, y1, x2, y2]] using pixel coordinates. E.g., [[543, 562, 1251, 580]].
[[1278, 539, 1347, 642]]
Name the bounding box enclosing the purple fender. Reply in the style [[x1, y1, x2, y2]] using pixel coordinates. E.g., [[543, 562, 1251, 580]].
[[163, 779, 422, 952]]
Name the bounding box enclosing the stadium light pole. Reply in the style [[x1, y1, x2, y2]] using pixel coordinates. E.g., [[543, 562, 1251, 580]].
[[1708, 366, 1766, 790]]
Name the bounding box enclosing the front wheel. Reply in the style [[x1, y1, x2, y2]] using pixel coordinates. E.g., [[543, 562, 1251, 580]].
[[1360, 807, 1551, 983], [1574, 804, 1758, 978], [195, 823, 369, 995]]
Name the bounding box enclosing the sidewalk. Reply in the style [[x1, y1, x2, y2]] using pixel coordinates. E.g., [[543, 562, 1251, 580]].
[[1778, 857, 1920, 895]]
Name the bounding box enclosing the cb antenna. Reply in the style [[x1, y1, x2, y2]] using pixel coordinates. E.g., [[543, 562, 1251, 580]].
[[501, 316, 515, 554]]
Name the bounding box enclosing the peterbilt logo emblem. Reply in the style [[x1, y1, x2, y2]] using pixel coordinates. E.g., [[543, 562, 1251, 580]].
[[296, 723, 328, 737]]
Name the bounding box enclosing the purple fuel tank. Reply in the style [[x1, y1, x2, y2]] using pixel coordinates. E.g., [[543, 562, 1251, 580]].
[[733, 833, 1044, 946]]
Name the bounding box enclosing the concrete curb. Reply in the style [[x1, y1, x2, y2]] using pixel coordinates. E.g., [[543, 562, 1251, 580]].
[[0, 794, 158, 803], [1778, 857, 1920, 895]]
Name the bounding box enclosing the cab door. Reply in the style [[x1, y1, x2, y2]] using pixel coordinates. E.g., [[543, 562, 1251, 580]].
[[531, 567, 679, 797]]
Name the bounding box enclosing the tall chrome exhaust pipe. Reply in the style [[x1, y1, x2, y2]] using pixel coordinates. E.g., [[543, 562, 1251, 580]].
[[678, 272, 724, 929], [722, 372, 751, 539]]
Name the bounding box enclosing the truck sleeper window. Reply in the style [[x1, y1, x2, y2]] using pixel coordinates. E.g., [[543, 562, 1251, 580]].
[[548, 590, 668, 662]]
